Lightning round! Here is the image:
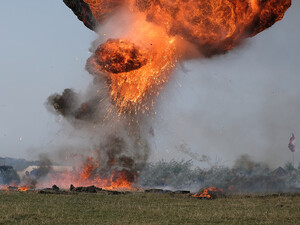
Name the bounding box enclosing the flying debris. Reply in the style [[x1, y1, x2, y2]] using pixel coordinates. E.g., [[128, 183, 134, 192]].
[[148, 126, 154, 137], [63, 0, 98, 30], [288, 133, 296, 152], [94, 39, 148, 74]]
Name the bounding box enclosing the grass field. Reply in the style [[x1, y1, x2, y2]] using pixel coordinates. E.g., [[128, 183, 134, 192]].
[[0, 191, 300, 225]]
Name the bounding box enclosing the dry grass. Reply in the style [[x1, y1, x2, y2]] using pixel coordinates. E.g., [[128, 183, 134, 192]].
[[0, 191, 299, 224]]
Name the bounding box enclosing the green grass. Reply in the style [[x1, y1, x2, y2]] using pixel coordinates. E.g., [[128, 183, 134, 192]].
[[0, 191, 299, 225]]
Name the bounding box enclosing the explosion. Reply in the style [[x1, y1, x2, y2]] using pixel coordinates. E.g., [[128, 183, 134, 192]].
[[65, 0, 291, 113], [30, 0, 291, 191]]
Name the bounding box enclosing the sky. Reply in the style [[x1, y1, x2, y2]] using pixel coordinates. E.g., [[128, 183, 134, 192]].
[[0, 1, 96, 159], [0, 1, 299, 168]]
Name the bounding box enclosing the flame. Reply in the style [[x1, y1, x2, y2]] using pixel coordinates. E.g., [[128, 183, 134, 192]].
[[0, 155, 135, 191], [107, 169, 136, 190], [193, 186, 223, 199], [83, 0, 122, 21], [35, 156, 136, 191], [18, 185, 30, 192], [0, 186, 9, 191], [80, 157, 99, 180], [0, 185, 30, 192], [104, 36, 177, 112]]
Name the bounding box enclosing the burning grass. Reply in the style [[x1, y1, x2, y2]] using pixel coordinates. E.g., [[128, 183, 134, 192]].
[[0, 191, 299, 224]]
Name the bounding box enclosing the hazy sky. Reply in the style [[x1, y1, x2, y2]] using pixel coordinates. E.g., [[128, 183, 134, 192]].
[[0, 1, 299, 167], [0, 1, 95, 159]]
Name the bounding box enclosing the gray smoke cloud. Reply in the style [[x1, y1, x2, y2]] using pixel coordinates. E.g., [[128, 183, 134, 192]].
[[45, 60, 151, 187], [138, 154, 299, 194], [151, 1, 299, 168]]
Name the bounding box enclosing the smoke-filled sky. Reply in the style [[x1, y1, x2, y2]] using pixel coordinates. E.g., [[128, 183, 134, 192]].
[[0, 1, 299, 167]]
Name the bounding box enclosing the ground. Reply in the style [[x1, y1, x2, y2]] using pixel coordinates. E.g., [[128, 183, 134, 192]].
[[0, 191, 299, 224]]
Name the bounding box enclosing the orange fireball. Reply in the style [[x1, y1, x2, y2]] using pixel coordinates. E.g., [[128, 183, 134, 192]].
[[80, 0, 291, 112]]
